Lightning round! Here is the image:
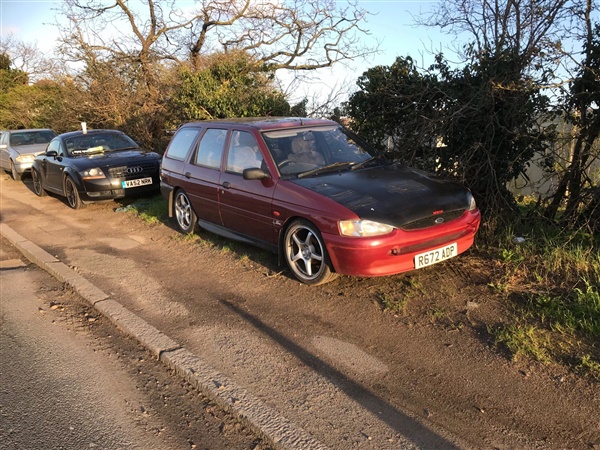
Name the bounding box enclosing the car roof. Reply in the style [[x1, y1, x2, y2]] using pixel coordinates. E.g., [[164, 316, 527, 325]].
[[8, 128, 55, 133], [178, 117, 338, 132], [56, 129, 126, 139]]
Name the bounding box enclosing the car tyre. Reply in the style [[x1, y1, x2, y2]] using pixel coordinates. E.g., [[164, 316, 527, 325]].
[[284, 219, 337, 285], [10, 161, 22, 181], [31, 169, 46, 197], [173, 189, 197, 234], [64, 176, 85, 209]]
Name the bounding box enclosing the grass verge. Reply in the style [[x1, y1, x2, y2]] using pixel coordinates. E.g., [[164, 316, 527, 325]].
[[489, 211, 599, 379], [119, 195, 168, 224]]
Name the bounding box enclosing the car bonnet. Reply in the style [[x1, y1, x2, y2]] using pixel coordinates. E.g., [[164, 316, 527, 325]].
[[71, 150, 157, 165], [12, 143, 48, 156], [290, 163, 472, 229]]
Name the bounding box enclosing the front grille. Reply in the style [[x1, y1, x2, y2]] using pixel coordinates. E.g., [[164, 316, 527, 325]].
[[401, 209, 465, 230], [108, 161, 158, 180], [393, 230, 470, 255]]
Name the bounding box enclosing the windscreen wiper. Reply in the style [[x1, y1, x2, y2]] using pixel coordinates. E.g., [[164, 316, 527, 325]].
[[297, 161, 355, 179], [349, 156, 385, 171], [112, 146, 140, 151]]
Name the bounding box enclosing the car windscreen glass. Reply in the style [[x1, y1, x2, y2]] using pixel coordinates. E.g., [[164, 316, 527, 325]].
[[262, 125, 382, 177], [66, 132, 139, 156], [10, 130, 56, 146]]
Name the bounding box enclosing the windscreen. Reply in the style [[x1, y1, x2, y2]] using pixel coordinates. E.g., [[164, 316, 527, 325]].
[[10, 130, 56, 146], [262, 125, 381, 176], [65, 132, 139, 156]]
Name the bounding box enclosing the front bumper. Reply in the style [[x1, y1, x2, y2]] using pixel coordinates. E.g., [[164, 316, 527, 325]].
[[78, 175, 160, 201], [323, 210, 481, 277], [13, 160, 34, 175], [160, 181, 174, 217]]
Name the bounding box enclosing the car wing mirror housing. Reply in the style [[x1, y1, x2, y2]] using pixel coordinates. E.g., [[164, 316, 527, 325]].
[[0, 144, 7, 150], [46, 150, 59, 158], [243, 167, 271, 180]]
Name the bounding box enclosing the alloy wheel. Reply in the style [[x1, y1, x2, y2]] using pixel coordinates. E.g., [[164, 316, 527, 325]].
[[64, 177, 83, 209], [174, 190, 197, 234], [284, 219, 337, 285], [32, 169, 45, 197]]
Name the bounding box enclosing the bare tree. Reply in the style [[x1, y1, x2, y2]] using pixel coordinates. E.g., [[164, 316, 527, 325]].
[[546, 0, 600, 225], [0, 34, 63, 82], [58, 0, 376, 74], [419, 0, 576, 82]]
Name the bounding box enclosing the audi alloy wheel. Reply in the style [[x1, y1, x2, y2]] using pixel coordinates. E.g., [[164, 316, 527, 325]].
[[64, 176, 84, 209], [31, 169, 46, 197]]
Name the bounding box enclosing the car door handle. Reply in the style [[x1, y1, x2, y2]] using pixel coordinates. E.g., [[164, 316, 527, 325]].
[[184, 172, 191, 179], [222, 181, 231, 189]]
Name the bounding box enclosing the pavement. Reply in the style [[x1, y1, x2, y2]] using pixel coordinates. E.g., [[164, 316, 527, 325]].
[[1, 222, 328, 450]]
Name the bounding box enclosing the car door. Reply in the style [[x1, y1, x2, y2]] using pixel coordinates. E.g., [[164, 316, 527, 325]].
[[0, 132, 8, 170], [218, 130, 277, 246], [180, 127, 228, 226], [42, 139, 68, 192]]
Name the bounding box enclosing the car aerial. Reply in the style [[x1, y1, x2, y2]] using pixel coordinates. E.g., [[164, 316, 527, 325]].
[[160, 117, 481, 285], [0, 128, 57, 180], [31, 129, 161, 209]]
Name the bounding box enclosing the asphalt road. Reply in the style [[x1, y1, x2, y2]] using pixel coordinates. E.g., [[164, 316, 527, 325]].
[[1, 172, 598, 450], [0, 238, 268, 450]]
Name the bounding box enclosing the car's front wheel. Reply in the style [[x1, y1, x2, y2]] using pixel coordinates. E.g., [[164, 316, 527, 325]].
[[10, 161, 22, 181], [31, 169, 46, 197], [64, 176, 84, 209], [173, 189, 197, 234], [284, 219, 337, 285]]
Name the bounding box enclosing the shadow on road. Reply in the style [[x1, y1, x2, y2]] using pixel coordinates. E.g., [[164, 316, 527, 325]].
[[220, 298, 461, 450]]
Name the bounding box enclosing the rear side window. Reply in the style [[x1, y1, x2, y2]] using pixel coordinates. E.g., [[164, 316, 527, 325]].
[[195, 128, 227, 168], [166, 127, 201, 161]]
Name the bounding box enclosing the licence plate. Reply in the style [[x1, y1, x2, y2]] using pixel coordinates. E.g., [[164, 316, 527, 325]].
[[122, 177, 152, 188], [414, 243, 458, 269]]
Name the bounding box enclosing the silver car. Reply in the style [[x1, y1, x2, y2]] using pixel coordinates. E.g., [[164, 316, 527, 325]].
[[0, 129, 57, 180]]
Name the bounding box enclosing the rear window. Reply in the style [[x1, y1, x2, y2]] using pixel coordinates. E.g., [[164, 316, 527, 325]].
[[166, 128, 201, 161]]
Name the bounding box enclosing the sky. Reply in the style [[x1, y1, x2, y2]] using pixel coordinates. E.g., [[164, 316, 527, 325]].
[[0, 0, 451, 102]]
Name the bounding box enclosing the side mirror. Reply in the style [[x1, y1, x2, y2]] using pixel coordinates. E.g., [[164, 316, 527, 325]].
[[0, 144, 7, 150], [243, 167, 271, 180], [46, 150, 58, 158]]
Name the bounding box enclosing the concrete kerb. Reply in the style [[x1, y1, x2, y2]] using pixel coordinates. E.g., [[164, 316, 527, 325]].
[[1, 223, 328, 450], [162, 348, 329, 450]]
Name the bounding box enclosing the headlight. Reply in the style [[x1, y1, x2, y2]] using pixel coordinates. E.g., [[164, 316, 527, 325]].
[[15, 154, 35, 163], [80, 167, 106, 179], [467, 192, 477, 211], [339, 219, 395, 237]]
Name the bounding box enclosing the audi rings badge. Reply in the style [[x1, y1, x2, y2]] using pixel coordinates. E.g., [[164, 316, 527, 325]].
[[126, 166, 143, 175]]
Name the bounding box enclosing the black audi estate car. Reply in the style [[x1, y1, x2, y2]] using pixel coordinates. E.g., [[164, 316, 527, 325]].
[[31, 129, 161, 209]]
